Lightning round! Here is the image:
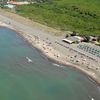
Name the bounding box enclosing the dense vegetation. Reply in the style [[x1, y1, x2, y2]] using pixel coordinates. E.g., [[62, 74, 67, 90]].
[[16, 0, 100, 36]]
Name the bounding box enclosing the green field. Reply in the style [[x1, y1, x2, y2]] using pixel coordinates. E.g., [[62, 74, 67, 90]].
[[16, 0, 100, 36]]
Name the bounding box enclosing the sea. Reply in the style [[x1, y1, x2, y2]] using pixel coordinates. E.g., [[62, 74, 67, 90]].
[[0, 27, 100, 100]]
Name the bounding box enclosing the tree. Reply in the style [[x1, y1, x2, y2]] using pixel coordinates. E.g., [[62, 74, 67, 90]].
[[65, 34, 69, 38], [84, 36, 90, 42], [97, 36, 100, 42], [70, 31, 77, 36]]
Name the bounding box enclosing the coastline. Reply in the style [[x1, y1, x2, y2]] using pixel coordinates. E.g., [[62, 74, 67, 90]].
[[0, 18, 100, 86]]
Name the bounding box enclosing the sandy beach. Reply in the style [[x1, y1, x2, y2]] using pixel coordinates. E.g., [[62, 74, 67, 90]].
[[0, 9, 100, 85]]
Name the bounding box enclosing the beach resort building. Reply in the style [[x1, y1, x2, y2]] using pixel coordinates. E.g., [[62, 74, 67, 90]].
[[62, 36, 84, 44], [7, 0, 30, 5]]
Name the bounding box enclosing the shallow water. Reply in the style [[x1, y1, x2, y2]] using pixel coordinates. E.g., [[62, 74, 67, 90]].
[[0, 27, 100, 100]]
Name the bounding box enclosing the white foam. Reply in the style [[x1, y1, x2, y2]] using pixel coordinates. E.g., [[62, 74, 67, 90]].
[[52, 63, 60, 67], [52, 63, 65, 68]]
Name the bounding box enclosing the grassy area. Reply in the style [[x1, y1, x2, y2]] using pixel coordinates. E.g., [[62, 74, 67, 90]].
[[16, 0, 100, 36]]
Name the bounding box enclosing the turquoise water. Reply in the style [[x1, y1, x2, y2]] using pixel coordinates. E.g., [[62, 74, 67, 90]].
[[0, 27, 100, 100]]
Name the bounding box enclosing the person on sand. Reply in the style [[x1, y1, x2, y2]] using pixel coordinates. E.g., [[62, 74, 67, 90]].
[[8, 22, 10, 24]]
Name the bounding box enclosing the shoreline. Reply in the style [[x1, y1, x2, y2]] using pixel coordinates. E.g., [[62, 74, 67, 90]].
[[0, 20, 100, 86], [12, 29, 100, 86]]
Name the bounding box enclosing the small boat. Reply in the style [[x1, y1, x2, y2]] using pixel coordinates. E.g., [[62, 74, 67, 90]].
[[91, 98, 94, 100], [26, 57, 32, 63], [88, 96, 94, 100]]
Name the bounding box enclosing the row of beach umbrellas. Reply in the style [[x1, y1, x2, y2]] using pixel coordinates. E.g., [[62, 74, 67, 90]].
[[77, 44, 100, 58]]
